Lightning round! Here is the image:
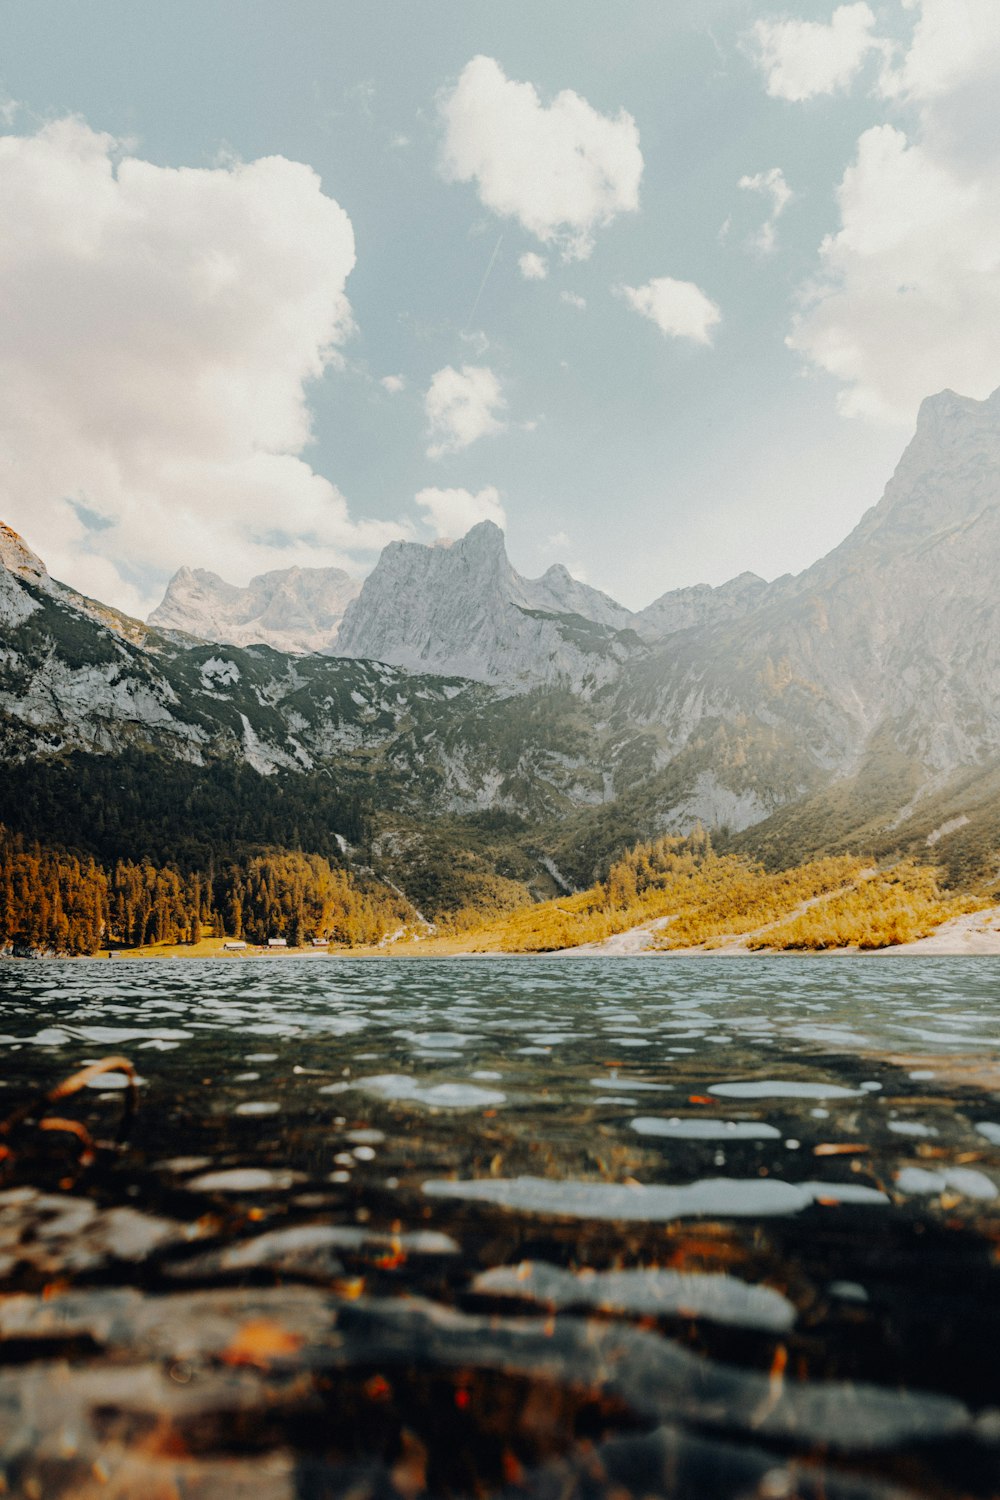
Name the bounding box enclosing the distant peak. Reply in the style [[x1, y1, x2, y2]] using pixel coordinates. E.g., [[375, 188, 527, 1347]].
[[451, 520, 509, 567], [0, 521, 48, 582], [460, 519, 506, 547], [915, 386, 1000, 432]]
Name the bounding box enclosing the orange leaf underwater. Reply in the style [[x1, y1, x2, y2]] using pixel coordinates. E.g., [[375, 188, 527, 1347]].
[[221, 1318, 304, 1367]]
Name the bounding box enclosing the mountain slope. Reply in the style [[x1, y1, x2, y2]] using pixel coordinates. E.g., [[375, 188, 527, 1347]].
[[614, 387, 1000, 789], [149, 563, 362, 654], [0, 541, 625, 822], [7, 384, 1000, 900], [335, 520, 641, 688], [633, 571, 769, 640]]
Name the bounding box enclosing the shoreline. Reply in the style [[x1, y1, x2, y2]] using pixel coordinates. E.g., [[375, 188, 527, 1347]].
[[7, 904, 1000, 963]]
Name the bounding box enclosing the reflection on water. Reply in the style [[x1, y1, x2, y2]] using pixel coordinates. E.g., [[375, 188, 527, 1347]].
[[1, 955, 1000, 1498]]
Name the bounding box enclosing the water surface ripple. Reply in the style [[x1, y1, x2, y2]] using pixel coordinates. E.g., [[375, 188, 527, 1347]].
[[1, 955, 999, 1499]]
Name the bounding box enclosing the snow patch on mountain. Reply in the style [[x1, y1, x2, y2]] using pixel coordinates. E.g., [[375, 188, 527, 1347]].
[[200, 657, 241, 688], [0, 566, 41, 627]]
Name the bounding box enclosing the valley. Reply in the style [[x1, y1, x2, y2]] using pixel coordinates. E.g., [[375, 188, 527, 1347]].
[[5, 387, 1000, 953]]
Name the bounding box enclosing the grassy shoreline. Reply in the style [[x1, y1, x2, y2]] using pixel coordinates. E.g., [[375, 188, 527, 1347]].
[[28, 899, 1000, 960], [6, 834, 991, 959]]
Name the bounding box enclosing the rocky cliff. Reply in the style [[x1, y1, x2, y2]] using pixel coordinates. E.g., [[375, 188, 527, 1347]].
[[330, 520, 639, 688], [149, 563, 361, 654]]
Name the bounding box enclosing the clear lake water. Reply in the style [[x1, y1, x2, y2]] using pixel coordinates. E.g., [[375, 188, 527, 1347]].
[[1, 954, 1000, 1499]]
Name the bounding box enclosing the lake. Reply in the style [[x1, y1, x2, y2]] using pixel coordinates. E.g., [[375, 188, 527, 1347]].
[[1, 955, 999, 1499]]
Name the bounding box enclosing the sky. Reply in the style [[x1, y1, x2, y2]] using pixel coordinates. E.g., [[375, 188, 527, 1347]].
[[1, 0, 999, 616]]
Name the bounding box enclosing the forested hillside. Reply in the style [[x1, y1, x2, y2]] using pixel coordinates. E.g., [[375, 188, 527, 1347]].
[[390, 832, 971, 954], [0, 829, 412, 954], [0, 751, 370, 869]]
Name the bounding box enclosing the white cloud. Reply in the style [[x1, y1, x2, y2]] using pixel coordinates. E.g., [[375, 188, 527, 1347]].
[[439, 55, 642, 261], [738, 167, 793, 252], [415, 485, 506, 538], [788, 122, 1000, 422], [560, 290, 587, 310], [518, 250, 548, 280], [425, 363, 506, 458], [618, 277, 721, 345], [882, 0, 1000, 102], [787, 2, 1000, 424], [0, 118, 407, 613], [460, 327, 493, 359], [380, 374, 405, 393], [751, 3, 881, 101]]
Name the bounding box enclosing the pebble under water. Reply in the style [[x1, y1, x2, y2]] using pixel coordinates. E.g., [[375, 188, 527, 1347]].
[[1, 954, 1000, 1499]]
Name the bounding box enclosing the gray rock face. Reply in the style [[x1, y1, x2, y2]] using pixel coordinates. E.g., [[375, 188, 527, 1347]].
[[0, 523, 48, 585], [716, 385, 1000, 772], [634, 572, 769, 641], [526, 560, 633, 631], [149, 564, 361, 654], [149, 523, 773, 688], [336, 521, 639, 687]]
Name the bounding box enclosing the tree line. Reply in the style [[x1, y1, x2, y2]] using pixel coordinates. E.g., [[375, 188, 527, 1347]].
[[409, 830, 966, 954], [0, 828, 411, 955], [0, 751, 372, 870]]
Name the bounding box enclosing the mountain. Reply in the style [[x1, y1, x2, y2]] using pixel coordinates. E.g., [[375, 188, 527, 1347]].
[[335, 520, 639, 687], [334, 521, 775, 685], [599, 385, 1000, 876], [631, 385, 1000, 776], [149, 522, 776, 686], [149, 563, 361, 654], [0, 522, 154, 649], [0, 522, 48, 588], [7, 384, 1000, 906], [0, 528, 627, 831], [633, 571, 770, 640]]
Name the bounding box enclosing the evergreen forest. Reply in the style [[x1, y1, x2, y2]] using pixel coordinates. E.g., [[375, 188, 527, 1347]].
[[0, 828, 411, 954]]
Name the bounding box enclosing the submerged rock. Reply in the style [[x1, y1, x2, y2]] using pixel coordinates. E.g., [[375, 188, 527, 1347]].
[[0, 1188, 186, 1276]]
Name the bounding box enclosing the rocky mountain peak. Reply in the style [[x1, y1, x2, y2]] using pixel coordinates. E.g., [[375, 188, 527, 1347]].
[[148, 561, 361, 655], [914, 385, 1000, 438], [336, 522, 637, 685], [0, 522, 48, 585], [459, 518, 507, 553], [817, 384, 1000, 570], [633, 570, 769, 640]]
